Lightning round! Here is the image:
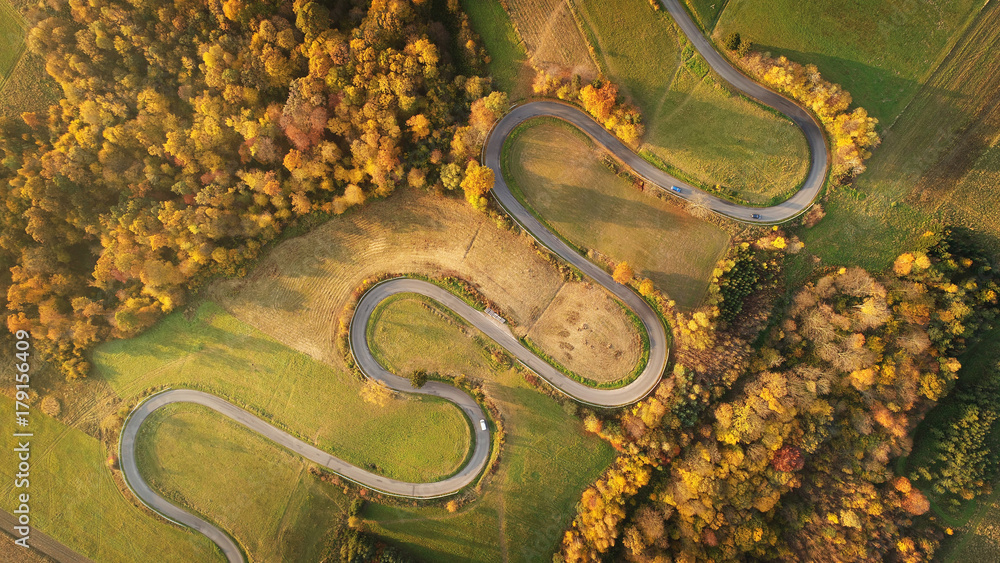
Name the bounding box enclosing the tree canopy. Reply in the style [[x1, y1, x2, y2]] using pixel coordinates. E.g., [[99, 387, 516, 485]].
[[0, 0, 503, 377]]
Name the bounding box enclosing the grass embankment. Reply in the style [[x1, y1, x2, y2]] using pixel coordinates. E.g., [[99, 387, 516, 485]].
[[571, 0, 810, 204], [135, 403, 351, 563], [503, 118, 730, 308], [0, 396, 218, 562], [364, 297, 617, 561], [94, 301, 471, 483]]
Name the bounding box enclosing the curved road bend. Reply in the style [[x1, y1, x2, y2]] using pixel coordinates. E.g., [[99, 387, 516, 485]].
[[120, 3, 830, 562], [484, 1, 829, 225], [120, 276, 668, 563]]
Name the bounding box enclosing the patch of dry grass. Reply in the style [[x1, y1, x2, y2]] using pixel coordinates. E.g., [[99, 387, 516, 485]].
[[506, 0, 598, 78], [211, 187, 640, 382], [526, 282, 641, 383], [0, 531, 54, 562], [504, 119, 730, 308]]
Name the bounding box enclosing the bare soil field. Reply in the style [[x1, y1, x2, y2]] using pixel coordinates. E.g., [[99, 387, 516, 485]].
[[525, 281, 641, 383], [212, 187, 641, 383], [507, 0, 598, 78]]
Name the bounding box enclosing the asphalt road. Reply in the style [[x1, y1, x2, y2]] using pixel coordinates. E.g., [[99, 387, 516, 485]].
[[118, 276, 667, 563], [117, 3, 828, 561], [483, 1, 829, 225]]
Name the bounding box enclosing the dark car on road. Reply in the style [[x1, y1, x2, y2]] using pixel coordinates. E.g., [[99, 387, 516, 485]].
[[751, 213, 761, 219]]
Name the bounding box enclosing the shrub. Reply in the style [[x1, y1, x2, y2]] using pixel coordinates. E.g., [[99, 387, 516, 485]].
[[737, 36, 753, 58], [41, 396, 61, 417], [723, 31, 741, 52], [409, 369, 428, 388]]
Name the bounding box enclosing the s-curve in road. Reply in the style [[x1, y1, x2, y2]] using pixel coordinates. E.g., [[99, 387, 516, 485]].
[[118, 2, 827, 561], [120, 276, 667, 562], [120, 385, 491, 563], [483, 3, 829, 226], [119, 274, 667, 562]]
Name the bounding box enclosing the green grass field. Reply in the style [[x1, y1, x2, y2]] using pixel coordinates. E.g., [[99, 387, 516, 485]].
[[93, 301, 470, 483], [684, 0, 728, 31], [503, 118, 730, 308], [0, 0, 25, 83], [0, 396, 218, 562], [461, 0, 529, 95], [126, 293, 615, 562], [572, 0, 809, 203], [135, 403, 350, 562], [363, 297, 617, 561], [714, 0, 984, 124], [795, 3, 1000, 271]]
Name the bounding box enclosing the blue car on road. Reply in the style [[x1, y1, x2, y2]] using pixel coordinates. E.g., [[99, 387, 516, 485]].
[[751, 213, 761, 220], [670, 186, 682, 193]]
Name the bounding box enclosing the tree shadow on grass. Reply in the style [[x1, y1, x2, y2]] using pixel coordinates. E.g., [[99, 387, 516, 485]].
[[750, 45, 922, 123]]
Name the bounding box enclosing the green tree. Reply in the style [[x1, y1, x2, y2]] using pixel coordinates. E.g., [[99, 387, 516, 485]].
[[723, 31, 742, 51], [409, 369, 428, 388]]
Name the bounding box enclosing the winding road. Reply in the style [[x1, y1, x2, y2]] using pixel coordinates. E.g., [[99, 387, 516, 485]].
[[117, 2, 829, 562]]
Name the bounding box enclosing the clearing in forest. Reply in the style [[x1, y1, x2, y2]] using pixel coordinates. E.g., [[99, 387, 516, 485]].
[[0, 0, 59, 116], [0, 0, 24, 83]]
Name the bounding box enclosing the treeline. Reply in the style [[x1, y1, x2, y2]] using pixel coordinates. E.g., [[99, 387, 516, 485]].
[[557, 228, 1000, 562], [532, 70, 646, 146], [0, 0, 503, 378], [321, 498, 414, 563], [910, 364, 999, 506], [736, 50, 880, 183]]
